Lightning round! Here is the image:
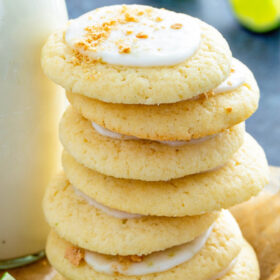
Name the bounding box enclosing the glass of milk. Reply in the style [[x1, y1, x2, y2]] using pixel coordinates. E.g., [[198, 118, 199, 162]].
[[0, 0, 68, 268]]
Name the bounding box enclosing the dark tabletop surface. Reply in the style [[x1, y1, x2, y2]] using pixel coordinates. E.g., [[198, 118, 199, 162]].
[[66, 0, 280, 166]]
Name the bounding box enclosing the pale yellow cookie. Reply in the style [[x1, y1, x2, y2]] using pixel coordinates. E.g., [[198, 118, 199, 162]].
[[217, 240, 259, 280], [231, 191, 280, 280], [46, 211, 242, 280], [62, 133, 268, 217], [59, 107, 245, 181], [66, 59, 259, 141], [43, 173, 219, 255], [50, 241, 259, 280], [41, 6, 232, 105]]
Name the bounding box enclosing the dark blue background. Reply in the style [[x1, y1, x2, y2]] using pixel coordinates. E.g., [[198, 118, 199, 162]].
[[66, 0, 280, 165]]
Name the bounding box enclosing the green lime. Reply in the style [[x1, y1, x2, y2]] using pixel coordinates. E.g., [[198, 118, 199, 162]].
[[230, 0, 280, 33], [0, 273, 15, 280]]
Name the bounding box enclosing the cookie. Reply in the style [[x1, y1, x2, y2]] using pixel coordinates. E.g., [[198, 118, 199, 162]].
[[231, 191, 280, 280], [59, 107, 245, 181], [67, 59, 259, 141], [216, 240, 259, 280], [62, 133, 268, 217], [43, 173, 219, 256], [41, 5, 232, 105], [52, 240, 259, 280], [46, 210, 242, 280]]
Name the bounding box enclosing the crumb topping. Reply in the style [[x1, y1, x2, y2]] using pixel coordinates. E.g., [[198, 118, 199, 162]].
[[118, 254, 144, 264], [65, 246, 85, 266], [136, 32, 148, 39], [115, 255, 144, 271], [124, 13, 139, 23], [171, 23, 183, 29], [71, 6, 185, 55], [79, 20, 118, 51], [66, 5, 201, 66], [118, 45, 131, 54]]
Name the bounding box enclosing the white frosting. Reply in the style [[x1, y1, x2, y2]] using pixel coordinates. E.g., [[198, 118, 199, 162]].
[[213, 59, 245, 94], [92, 121, 137, 140], [74, 187, 142, 219], [208, 257, 238, 280], [65, 5, 201, 66], [92, 121, 216, 146], [85, 224, 214, 276]]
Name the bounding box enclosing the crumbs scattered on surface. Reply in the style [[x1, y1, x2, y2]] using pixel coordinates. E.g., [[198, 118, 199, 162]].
[[65, 246, 85, 266]]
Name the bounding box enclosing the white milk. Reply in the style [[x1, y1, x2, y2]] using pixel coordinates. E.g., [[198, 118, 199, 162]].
[[0, 0, 67, 260]]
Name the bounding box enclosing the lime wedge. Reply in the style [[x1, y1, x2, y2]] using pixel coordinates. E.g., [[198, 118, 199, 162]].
[[0, 273, 15, 280], [230, 0, 280, 32]]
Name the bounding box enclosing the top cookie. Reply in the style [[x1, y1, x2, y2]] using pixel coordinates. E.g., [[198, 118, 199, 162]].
[[41, 5, 232, 104]]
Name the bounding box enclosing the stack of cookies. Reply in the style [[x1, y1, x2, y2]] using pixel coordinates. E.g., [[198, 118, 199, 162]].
[[41, 5, 269, 280]]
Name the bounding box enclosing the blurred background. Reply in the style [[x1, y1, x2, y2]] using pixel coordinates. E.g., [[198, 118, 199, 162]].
[[66, 0, 280, 166]]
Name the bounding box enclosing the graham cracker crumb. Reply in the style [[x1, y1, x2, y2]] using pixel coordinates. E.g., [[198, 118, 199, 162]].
[[124, 13, 139, 23], [119, 45, 131, 54], [65, 246, 85, 266], [117, 255, 144, 271], [136, 32, 148, 39], [155, 17, 163, 22], [171, 23, 183, 29]]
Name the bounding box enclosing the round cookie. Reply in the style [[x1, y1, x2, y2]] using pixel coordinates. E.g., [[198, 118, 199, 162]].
[[62, 133, 269, 217], [51, 241, 259, 280], [46, 211, 242, 280], [221, 241, 259, 280], [67, 59, 259, 141], [43, 173, 219, 256], [41, 5, 232, 105], [59, 107, 245, 181]]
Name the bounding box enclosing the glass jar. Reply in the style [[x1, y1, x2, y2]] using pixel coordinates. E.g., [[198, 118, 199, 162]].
[[0, 0, 68, 269]]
